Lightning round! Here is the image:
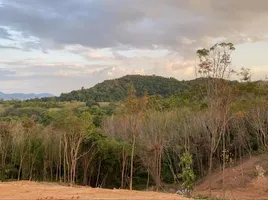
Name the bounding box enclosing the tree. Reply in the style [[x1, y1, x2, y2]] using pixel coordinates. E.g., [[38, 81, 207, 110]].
[[238, 68, 252, 82], [86, 100, 100, 107], [103, 88, 148, 190], [0, 122, 12, 180], [53, 109, 95, 185], [121, 88, 148, 190], [178, 151, 195, 196], [196, 42, 235, 197], [138, 111, 169, 190]]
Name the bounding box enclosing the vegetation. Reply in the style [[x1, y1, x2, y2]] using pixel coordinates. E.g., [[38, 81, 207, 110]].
[[178, 151, 195, 193], [0, 43, 267, 200], [58, 75, 201, 102]]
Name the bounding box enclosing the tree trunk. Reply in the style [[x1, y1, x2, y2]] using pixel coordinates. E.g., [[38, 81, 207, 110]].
[[130, 135, 136, 190], [72, 159, 76, 186], [208, 147, 213, 197], [63, 148, 66, 183], [29, 157, 36, 181], [156, 149, 162, 191], [59, 138, 62, 182], [96, 159, 102, 187], [83, 158, 90, 186], [56, 162, 59, 182], [239, 146, 244, 186], [18, 158, 23, 181], [146, 168, 150, 189], [222, 131, 226, 198], [121, 147, 126, 189]]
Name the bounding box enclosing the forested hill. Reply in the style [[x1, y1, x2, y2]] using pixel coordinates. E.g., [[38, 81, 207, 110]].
[[59, 75, 198, 102]]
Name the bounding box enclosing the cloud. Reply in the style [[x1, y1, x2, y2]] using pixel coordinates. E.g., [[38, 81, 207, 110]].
[[107, 66, 145, 78], [0, 44, 22, 50], [0, 57, 116, 80], [1, 0, 268, 55], [0, 68, 17, 81], [0, 68, 16, 76], [0, 27, 13, 40]]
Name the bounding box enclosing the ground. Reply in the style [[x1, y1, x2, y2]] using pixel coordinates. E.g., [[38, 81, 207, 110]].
[[0, 181, 188, 200], [194, 154, 268, 200], [1, 155, 268, 200]]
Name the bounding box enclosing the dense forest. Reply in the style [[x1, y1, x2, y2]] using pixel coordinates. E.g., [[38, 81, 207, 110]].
[[58, 75, 204, 102], [0, 43, 267, 198]]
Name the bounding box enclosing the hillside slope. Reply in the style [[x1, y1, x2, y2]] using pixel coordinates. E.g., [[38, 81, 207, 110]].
[[194, 154, 268, 200], [59, 75, 196, 102]]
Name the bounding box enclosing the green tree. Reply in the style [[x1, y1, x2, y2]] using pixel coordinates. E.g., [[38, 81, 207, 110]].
[[178, 151, 195, 196]]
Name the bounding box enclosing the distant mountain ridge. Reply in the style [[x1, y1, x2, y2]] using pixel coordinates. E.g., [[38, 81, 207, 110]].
[[0, 92, 54, 100]]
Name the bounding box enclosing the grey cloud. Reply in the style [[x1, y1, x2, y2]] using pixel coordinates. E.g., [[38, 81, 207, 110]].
[[22, 41, 46, 52], [0, 68, 16, 80], [112, 51, 128, 60], [0, 68, 16, 76], [91, 66, 114, 76], [2, 58, 110, 71], [0, 44, 22, 50], [0, 58, 115, 82], [0, 0, 146, 48], [0, 27, 13, 40], [0, 41, 47, 52], [1, 0, 268, 58]]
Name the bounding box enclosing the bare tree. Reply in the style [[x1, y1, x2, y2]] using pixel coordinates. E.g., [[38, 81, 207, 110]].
[[138, 111, 169, 190], [196, 42, 235, 197]]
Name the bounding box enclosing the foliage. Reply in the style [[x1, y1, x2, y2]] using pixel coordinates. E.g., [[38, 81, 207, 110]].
[[86, 100, 100, 107], [58, 75, 197, 102], [178, 151, 195, 191]]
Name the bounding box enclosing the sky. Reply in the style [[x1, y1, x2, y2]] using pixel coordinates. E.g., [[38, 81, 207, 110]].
[[0, 0, 268, 95]]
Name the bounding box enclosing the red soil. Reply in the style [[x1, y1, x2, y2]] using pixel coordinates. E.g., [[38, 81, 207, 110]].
[[0, 181, 188, 200], [194, 154, 268, 199]]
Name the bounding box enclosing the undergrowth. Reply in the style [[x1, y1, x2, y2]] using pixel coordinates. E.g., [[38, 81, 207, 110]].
[[192, 194, 229, 200]]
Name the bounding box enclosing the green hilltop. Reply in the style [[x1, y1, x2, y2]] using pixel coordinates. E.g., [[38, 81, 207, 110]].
[[59, 75, 200, 102]]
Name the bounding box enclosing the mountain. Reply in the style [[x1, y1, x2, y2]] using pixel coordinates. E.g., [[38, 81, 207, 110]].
[[0, 92, 54, 101], [59, 75, 198, 102]]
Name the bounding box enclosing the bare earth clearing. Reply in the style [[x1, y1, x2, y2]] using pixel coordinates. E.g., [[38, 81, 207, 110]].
[[0, 181, 187, 200], [1, 155, 268, 200], [194, 154, 268, 200]]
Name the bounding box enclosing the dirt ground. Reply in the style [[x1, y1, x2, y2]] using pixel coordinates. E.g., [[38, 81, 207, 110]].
[[194, 154, 268, 200], [1, 155, 268, 200], [0, 181, 188, 200]]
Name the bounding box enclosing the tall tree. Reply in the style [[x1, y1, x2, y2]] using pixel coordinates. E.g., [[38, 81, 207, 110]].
[[53, 109, 95, 185], [196, 42, 235, 197]]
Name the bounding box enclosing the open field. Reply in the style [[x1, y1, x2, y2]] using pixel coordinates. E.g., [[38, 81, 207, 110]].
[[0, 181, 188, 200]]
